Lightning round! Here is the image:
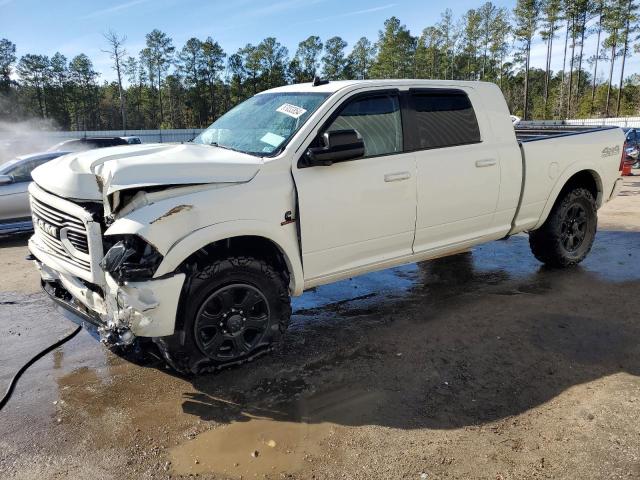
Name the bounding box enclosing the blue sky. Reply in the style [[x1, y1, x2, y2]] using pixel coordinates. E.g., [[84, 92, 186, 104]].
[[1, 0, 636, 84]]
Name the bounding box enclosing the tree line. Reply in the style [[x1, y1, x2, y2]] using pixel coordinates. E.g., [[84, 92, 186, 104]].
[[0, 0, 639, 131]]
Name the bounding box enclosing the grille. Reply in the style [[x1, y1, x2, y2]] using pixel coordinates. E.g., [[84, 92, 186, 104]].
[[30, 195, 91, 271]]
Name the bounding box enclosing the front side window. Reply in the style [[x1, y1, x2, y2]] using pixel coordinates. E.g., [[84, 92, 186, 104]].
[[193, 92, 330, 156], [410, 91, 481, 149], [1, 159, 37, 182], [326, 94, 403, 158]]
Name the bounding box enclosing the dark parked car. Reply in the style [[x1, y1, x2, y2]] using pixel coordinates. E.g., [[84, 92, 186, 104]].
[[47, 136, 129, 152], [622, 128, 640, 173], [623, 128, 639, 149]]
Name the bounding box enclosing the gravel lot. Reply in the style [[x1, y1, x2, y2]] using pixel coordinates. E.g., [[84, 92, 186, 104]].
[[1, 177, 639, 480]]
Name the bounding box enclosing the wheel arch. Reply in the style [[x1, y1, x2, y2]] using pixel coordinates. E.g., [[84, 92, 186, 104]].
[[533, 168, 602, 231], [154, 220, 304, 296]]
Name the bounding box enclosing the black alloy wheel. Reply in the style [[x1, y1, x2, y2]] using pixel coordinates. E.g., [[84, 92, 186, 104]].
[[154, 256, 291, 375], [194, 284, 270, 361], [559, 204, 588, 252]]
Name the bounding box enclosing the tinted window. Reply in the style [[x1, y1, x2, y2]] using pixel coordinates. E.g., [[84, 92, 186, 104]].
[[411, 91, 480, 149], [327, 95, 403, 158]]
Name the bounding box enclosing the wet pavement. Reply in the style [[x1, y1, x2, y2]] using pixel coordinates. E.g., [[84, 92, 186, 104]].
[[1, 178, 640, 479]]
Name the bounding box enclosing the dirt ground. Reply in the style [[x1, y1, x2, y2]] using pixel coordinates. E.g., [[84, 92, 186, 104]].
[[1, 177, 640, 480]]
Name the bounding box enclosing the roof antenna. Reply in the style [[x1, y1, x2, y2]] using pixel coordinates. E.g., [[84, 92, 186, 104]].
[[312, 76, 329, 87]]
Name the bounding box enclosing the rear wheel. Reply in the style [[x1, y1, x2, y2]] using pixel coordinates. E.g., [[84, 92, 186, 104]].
[[155, 256, 291, 375], [528, 187, 597, 267]]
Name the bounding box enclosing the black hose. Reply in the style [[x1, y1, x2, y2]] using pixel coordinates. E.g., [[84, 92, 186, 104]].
[[0, 325, 82, 411]]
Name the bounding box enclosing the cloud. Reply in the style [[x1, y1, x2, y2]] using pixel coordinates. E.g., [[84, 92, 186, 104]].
[[79, 0, 154, 20], [250, 0, 327, 16], [297, 3, 397, 25]]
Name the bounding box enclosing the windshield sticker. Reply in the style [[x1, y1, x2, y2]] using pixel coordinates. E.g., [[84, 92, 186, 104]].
[[276, 103, 307, 119], [260, 132, 286, 148]]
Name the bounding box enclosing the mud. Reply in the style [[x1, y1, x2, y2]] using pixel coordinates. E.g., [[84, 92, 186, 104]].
[[1, 176, 640, 479]]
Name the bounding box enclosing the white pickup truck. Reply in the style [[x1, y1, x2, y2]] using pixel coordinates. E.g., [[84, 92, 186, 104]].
[[28, 80, 625, 374]]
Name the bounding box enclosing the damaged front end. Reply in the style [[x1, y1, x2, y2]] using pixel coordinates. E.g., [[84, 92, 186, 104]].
[[28, 183, 185, 347], [38, 257, 185, 346]]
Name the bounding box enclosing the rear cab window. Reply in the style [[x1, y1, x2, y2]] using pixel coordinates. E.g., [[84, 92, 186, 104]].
[[407, 89, 481, 150]]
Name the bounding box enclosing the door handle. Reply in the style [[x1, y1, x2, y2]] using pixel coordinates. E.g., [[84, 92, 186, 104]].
[[475, 159, 497, 168], [384, 172, 411, 182]]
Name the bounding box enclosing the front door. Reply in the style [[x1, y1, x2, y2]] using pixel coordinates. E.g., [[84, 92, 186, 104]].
[[292, 91, 417, 283]]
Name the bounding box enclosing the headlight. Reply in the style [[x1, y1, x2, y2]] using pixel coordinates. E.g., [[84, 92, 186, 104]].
[[101, 235, 163, 284]]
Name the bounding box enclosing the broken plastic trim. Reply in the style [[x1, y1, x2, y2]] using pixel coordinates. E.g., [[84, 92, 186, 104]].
[[101, 235, 163, 285]]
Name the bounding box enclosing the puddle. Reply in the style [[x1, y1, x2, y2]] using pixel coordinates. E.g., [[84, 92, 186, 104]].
[[170, 387, 385, 477], [292, 231, 640, 324], [170, 417, 332, 477], [292, 263, 418, 318], [472, 231, 640, 282]]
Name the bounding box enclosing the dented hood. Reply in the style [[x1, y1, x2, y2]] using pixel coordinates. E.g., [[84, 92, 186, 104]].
[[31, 143, 263, 201]]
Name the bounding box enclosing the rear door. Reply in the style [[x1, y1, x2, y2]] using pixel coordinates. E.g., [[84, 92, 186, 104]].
[[408, 88, 501, 253], [292, 90, 417, 282]]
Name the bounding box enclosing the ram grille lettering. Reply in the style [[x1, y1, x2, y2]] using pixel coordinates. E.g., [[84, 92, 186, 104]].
[[32, 215, 59, 238]]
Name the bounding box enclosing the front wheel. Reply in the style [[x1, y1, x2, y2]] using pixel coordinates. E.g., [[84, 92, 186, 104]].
[[528, 187, 597, 267], [156, 256, 291, 375]]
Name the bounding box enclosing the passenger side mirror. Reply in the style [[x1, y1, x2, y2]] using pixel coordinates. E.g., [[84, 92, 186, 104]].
[[303, 129, 365, 167], [0, 175, 13, 186]]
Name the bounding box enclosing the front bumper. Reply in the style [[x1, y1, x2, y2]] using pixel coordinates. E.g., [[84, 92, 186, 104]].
[[34, 256, 185, 342], [42, 280, 102, 338], [28, 182, 186, 342]]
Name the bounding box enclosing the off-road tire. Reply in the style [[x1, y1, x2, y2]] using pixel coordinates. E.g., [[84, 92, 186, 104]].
[[528, 187, 597, 267], [155, 256, 291, 375]]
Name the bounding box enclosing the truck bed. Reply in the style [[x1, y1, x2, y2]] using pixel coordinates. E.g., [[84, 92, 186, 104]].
[[511, 125, 624, 234], [515, 124, 619, 143]]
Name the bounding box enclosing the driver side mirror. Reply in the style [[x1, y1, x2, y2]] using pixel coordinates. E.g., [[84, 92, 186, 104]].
[[302, 129, 365, 167], [0, 175, 13, 186]]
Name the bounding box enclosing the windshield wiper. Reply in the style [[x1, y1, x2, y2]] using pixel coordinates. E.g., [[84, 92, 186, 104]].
[[209, 142, 261, 157], [209, 142, 240, 153]]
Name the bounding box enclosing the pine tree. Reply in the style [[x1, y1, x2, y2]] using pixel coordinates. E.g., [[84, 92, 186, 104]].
[[348, 37, 376, 79], [541, 0, 563, 117], [370, 17, 416, 79], [292, 36, 323, 82], [603, 0, 627, 116], [143, 29, 175, 127], [321, 37, 349, 80], [514, 0, 540, 119], [616, 0, 639, 114], [201, 37, 225, 121], [0, 38, 16, 93], [478, 2, 498, 80], [590, 0, 605, 113], [17, 54, 50, 118], [415, 26, 443, 78], [462, 9, 482, 79]]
